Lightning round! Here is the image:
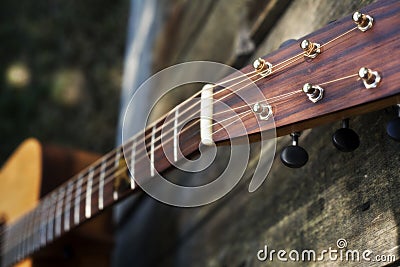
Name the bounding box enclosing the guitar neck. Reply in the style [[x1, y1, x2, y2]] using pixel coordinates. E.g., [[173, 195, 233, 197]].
[[1, 104, 202, 267]]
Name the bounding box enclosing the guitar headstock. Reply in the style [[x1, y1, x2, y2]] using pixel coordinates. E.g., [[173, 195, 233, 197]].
[[210, 0, 399, 145]]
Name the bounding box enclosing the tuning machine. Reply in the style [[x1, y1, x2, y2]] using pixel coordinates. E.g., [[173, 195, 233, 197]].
[[252, 102, 273, 121], [386, 104, 400, 141], [353, 11, 373, 32], [301, 39, 321, 59], [332, 119, 360, 152], [253, 58, 273, 77], [302, 83, 324, 103], [280, 132, 308, 168]]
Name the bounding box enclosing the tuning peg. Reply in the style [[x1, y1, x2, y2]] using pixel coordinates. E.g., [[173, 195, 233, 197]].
[[280, 132, 308, 168], [386, 104, 400, 141], [332, 119, 360, 152]]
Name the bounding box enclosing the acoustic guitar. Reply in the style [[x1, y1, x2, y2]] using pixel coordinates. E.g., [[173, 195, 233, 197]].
[[1, 0, 399, 266]]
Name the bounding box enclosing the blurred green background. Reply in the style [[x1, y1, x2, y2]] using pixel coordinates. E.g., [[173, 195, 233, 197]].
[[0, 0, 129, 165]]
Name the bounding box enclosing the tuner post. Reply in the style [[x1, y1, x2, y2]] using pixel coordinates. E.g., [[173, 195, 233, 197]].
[[352, 11, 374, 32], [301, 39, 321, 59], [252, 102, 273, 121], [302, 83, 324, 103], [253, 58, 273, 77], [358, 67, 381, 89]]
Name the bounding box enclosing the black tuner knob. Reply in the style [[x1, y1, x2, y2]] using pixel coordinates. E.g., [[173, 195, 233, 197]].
[[386, 104, 400, 141], [280, 132, 308, 168], [332, 119, 360, 152]]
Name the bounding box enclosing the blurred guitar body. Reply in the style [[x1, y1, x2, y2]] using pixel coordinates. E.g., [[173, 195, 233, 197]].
[[0, 139, 113, 267]]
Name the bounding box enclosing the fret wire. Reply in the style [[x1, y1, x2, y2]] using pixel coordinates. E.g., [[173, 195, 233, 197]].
[[47, 192, 57, 243], [40, 198, 48, 246], [130, 141, 136, 189], [113, 150, 121, 201], [21, 211, 26, 258], [26, 210, 33, 255], [9, 225, 14, 263], [174, 108, 179, 162], [74, 174, 84, 225], [16, 221, 21, 261], [99, 159, 107, 209], [150, 125, 156, 177], [85, 168, 94, 219], [64, 181, 74, 231], [30, 209, 36, 253], [34, 203, 41, 251], [21, 211, 28, 258], [16, 220, 21, 262], [3, 227, 9, 265], [55, 188, 65, 237], [12, 221, 16, 262]]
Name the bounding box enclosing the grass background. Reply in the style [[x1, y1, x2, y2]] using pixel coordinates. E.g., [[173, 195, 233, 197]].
[[0, 0, 129, 164]]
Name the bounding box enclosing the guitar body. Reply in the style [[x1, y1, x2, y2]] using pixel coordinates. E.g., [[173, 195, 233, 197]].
[[0, 139, 41, 267], [0, 139, 113, 267]]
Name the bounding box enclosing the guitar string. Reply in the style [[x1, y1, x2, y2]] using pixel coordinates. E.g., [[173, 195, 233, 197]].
[[2, 73, 365, 263], [4, 68, 363, 255], [1, 24, 362, 252], [3, 55, 304, 240], [0, 108, 256, 254], [22, 23, 360, 219], [5, 82, 312, 257], [0, 89, 303, 254], [1, 87, 297, 232], [124, 26, 358, 148], [3, 108, 255, 261], [5, 63, 366, 252], [1, 26, 376, 265], [44, 89, 305, 211], [1, 27, 361, 255], [0, 39, 357, 260], [115, 28, 357, 151], [318, 73, 358, 86], [0, 69, 266, 248]]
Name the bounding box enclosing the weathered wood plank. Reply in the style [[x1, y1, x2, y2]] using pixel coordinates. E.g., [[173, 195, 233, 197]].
[[165, 1, 400, 267], [123, 1, 400, 267]]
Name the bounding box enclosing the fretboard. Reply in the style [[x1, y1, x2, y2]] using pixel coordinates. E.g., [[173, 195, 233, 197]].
[[0, 99, 203, 267]]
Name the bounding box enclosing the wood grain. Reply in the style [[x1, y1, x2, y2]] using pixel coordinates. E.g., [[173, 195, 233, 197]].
[[210, 0, 400, 142]]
